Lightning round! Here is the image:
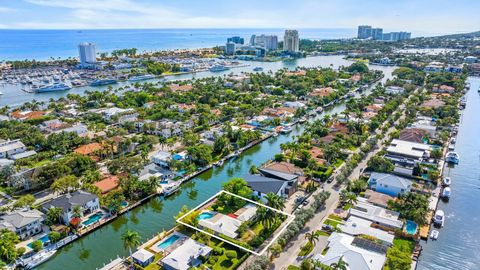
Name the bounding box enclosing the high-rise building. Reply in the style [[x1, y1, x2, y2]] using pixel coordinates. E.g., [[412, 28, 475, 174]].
[[382, 31, 412, 41], [252, 35, 278, 50], [371, 28, 384, 40], [283, 30, 299, 52], [227, 36, 244, 45], [357, 25, 372, 39], [225, 42, 236, 55], [78, 42, 97, 67], [249, 35, 256, 46]]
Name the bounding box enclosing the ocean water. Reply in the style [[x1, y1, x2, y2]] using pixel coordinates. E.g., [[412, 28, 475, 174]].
[[0, 28, 356, 61]]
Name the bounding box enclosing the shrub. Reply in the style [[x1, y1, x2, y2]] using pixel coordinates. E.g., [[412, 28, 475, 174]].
[[225, 250, 237, 260], [213, 247, 224, 255], [31, 240, 43, 252], [49, 231, 62, 243], [17, 247, 26, 257]]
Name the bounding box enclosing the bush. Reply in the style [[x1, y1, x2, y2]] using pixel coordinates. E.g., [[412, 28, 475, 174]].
[[213, 247, 224, 255], [225, 250, 237, 260], [17, 247, 26, 257], [31, 240, 43, 252], [48, 231, 62, 243], [274, 154, 285, 162]]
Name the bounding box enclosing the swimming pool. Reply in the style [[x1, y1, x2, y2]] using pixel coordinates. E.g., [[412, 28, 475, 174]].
[[121, 201, 129, 208], [405, 220, 418, 235], [157, 234, 180, 249], [27, 235, 50, 248], [197, 212, 214, 220], [82, 213, 103, 226]]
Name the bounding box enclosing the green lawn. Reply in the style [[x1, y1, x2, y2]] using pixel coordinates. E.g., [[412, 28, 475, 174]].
[[328, 214, 343, 221], [298, 242, 314, 256], [288, 265, 301, 270], [143, 253, 163, 270], [324, 219, 342, 228], [393, 238, 415, 254], [315, 230, 331, 237]]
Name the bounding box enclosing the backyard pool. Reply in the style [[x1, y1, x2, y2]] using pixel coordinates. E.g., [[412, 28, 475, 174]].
[[197, 212, 215, 220], [28, 235, 50, 248], [82, 213, 103, 226], [405, 220, 418, 235], [157, 234, 180, 250], [121, 201, 129, 208]]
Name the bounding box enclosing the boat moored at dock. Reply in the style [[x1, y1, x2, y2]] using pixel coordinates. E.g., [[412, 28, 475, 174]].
[[35, 82, 71, 93], [433, 210, 445, 227], [90, 79, 118, 86], [445, 151, 460, 164]]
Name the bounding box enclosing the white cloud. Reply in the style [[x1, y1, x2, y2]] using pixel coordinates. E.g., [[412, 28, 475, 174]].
[[0, 6, 13, 13]]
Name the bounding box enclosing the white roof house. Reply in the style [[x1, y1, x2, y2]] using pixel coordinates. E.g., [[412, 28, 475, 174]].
[[338, 216, 395, 245], [368, 172, 412, 197], [161, 238, 212, 270], [385, 86, 405, 95], [198, 211, 242, 239], [386, 139, 431, 161], [235, 203, 257, 222], [314, 232, 387, 270], [0, 140, 26, 159], [349, 198, 403, 229], [131, 249, 154, 267], [151, 151, 171, 167]]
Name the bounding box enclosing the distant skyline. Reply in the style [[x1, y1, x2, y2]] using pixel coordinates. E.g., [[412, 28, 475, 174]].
[[0, 0, 479, 35]]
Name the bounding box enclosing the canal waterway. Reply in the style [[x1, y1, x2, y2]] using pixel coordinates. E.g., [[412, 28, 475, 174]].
[[29, 56, 394, 270], [417, 77, 480, 270], [0, 55, 394, 107]]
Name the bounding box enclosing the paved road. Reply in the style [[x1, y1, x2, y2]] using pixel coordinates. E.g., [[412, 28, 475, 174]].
[[269, 89, 419, 269]]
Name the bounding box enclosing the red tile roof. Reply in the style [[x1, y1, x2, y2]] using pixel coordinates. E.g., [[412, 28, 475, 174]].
[[94, 175, 120, 194]]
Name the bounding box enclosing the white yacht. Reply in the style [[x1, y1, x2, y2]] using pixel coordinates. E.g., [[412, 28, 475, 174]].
[[24, 249, 57, 269], [442, 187, 451, 200], [445, 152, 460, 164], [433, 210, 445, 227], [443, 177, 451, 186], [280, 126, 293, 134], [430, 229, 439, 240]]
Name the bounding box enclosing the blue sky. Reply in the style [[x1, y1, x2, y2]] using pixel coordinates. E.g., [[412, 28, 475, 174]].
[[0, 0, 478, 34]]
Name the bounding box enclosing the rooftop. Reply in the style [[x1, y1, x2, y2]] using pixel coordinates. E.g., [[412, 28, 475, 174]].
[[161, 238, 212, 270], [349, 198, 403, 229]]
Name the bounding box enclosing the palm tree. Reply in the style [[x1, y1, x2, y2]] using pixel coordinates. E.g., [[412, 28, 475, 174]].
[[72, 205, 83, 219], [305, 231, 319, 248], [265, 193, 285, 210], [47, 207, 63, 225], [121, 230, 141, 268], [330, 256, 349, 270], [345, 192, 358, 206], [256, 207, 276, 229]]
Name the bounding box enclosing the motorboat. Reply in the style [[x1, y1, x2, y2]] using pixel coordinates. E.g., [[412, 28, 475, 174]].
[[128, 74, 155, 82], [280, 126, 293, 134], [433, 210, 445, 227], [90, 79, 118, 86], [450, 138, 456, 145], [298, 117, 307, 123], [442, 187, 451, 200], [442, 177, 451, 186], [209, 65, 230, 72], [448, 144, 455, 151], [24, 249, 57, 269], [445, 152, 460, 164], [35, 82, 71, 93], [214, 160, 224, 167], [430, 229, 439, 240]]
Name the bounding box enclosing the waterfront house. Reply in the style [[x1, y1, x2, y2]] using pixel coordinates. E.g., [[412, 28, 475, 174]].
[[54, 124, 89, 137], [432, 84, 455, 94], [198, 211, 243, 238], [168, 83, 193, 92], [313, 232, 387, 270], [421, 98, 445, 109], [132, 249, 154, 267], [349, 198, 403, 230], [10, 110, 46, 121], [364, 104, 383, 113], [93, 175, 120, 194], [363, 190, 396, 208], [368, 172, 412, 197], [41, 190, 100, 224], [424, 62, 444, 73], [0, 209, 44, 240], [283, 101, 306, 109], [386, 139, 432, 162], [309, 87, 335, 98], [409, 117, 437, 138], [338, 216, 394, 245], [0, 139, 27, 159], [161, 238, 212, 270], [245, 174, 293, 200], [151, 151, 171, 168], [399, 128, 427, 144]]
